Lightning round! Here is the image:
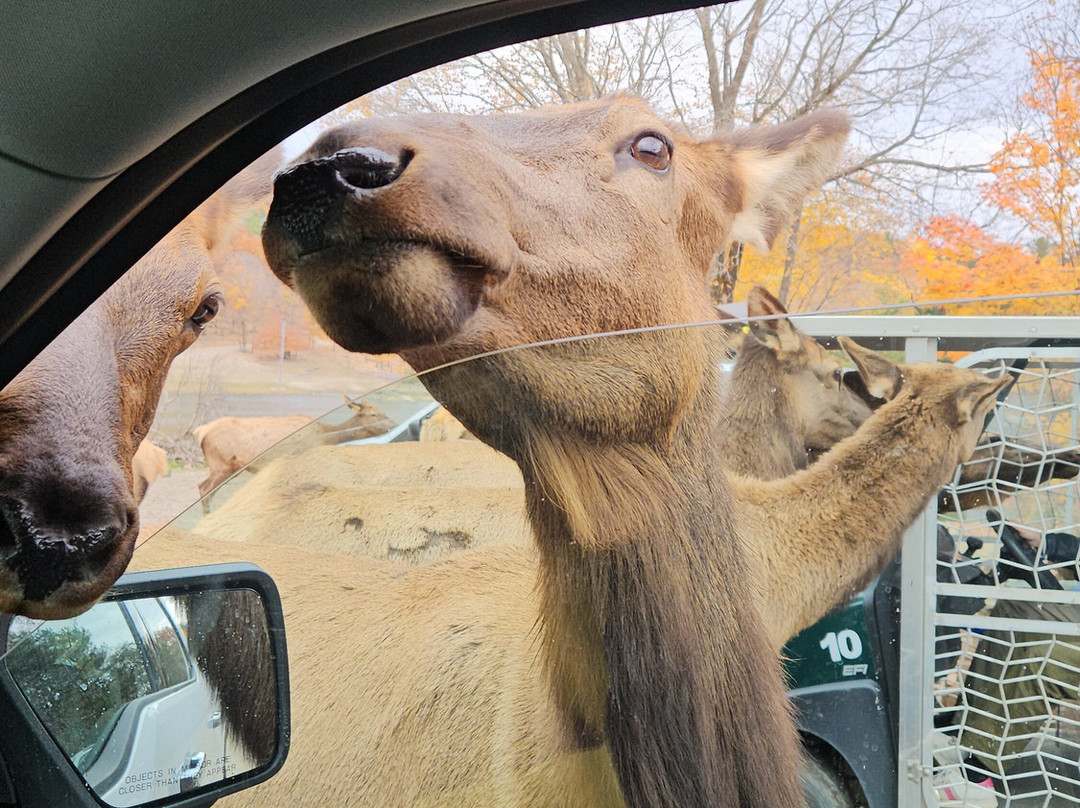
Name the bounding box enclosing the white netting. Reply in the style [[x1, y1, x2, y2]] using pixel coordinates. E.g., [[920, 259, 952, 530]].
[[933, 355, 1080, 807]]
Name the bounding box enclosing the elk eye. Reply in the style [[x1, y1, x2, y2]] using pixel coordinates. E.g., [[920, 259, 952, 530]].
[[190, 293, 223, 331], [833, 368, 844, 387], [630, 134, 671, 171]]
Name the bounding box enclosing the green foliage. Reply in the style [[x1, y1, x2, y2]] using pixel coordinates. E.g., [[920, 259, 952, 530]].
[[7, 625, 151, 768]]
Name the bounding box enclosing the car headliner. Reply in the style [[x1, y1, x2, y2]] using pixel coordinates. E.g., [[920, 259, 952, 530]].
[[0, 0, 704, 389]]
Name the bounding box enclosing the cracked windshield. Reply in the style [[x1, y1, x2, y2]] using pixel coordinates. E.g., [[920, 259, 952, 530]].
[[2, 2, 1078, 807]]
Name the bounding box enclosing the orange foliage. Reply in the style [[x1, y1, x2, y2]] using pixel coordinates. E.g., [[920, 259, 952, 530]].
[[209, 205, 325, 351], [898, 215, 1076, 315], [984, 44, 1080, 268], [735, 198, 908, 313]]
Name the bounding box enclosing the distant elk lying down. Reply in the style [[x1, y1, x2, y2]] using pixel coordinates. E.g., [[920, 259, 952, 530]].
[[0, 147, 280, 620], [136, 340, 1008, 808], [251, 95, 1009, 808], [193, 399, 393, 510]]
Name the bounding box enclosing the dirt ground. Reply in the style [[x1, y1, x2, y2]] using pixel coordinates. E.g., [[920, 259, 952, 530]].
[[138, 468, 205, 534], [163, 334, 408, 399]]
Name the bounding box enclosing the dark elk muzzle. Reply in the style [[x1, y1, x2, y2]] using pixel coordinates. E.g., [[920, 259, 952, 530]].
[[268, 147, 409, 256], [263, 138, 486, 357], [0, 459, 137, 617], [1, 495, 130, 599]]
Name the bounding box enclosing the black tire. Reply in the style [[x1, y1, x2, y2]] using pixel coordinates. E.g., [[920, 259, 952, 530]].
[[801, 753, 856, 808]]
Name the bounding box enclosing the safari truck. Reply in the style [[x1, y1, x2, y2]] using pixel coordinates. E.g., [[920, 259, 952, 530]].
[[783, 315, 1080, 808]]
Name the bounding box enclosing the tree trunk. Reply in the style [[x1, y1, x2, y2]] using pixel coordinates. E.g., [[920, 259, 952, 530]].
[[777, 212, 803, 305], [710, 242, 743, 305]]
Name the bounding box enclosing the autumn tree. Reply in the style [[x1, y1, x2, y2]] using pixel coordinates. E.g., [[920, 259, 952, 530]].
[[359, 17, 691, 116], [984, 36, 1080, 269], [209, 203, 325, 354], [689, 0, 1000, 302], [898, 214, 1074, 315], [735, 194, 908, 312]]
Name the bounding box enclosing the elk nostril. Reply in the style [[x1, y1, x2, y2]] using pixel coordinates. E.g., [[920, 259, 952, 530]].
[[0, 495, 130, 600], [269, 147, 412, 255], [331, 147, 412, 190]]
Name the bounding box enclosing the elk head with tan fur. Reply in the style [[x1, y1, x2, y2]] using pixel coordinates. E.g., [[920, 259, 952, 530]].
[[0, 147, 280, 621], [721, 285, 872, 479], [263, 97, 848, 808]]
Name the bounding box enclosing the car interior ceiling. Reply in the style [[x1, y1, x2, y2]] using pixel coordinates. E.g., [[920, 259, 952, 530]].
[[0, 0, 705, 390]]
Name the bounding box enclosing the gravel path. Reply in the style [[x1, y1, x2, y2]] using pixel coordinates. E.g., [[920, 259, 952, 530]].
[[138, 468, 205, 533]]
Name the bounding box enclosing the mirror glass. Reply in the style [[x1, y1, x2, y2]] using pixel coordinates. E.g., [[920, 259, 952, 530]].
[[4, 588, 275, 807]]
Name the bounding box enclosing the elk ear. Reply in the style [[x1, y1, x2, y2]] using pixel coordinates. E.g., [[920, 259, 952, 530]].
[[725, 109, 850, 252], [951, 375, 1011, 426], [746, 285, 801, 356], [838, 336, 902, 401]]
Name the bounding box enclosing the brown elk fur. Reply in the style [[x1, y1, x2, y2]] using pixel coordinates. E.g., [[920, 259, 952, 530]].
[[193, 399, 393, 508], [132, 345, 1007, 808], [258, 97, 852, 807], [195, 441, 527, 556], [0, 146, 281, 620], [181, 588, 277, 765], [736, 336, 1009, 644], [247, 95, 1002, 804], [132, 439, 169, 503]]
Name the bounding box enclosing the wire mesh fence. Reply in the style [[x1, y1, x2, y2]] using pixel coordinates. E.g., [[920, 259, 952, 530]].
[[934, 352, 1080, 808]]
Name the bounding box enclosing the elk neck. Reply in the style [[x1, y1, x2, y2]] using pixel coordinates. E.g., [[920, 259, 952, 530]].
[[519, 378, 804, 808], [718, 337, 804, 479], [739, 378, 971, 641]]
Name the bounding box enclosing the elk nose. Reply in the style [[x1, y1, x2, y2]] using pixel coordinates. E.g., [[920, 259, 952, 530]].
[[270, 147, 410, 254], [0, 496, 134, 602]]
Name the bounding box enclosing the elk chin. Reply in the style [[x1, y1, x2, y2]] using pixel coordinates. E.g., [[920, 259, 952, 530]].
[[287, 240, 485, 357], [0, 540, 135, 621]]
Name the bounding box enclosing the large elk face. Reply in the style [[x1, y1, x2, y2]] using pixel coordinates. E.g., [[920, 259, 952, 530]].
[[263, 97, 848, 451], [0, 148, 278, 620], [0, 250, 222, 619]]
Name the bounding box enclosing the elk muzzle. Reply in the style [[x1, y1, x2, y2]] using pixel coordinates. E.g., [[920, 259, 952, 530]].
[[263, 142, 491, 358], [0, 468, 138, 618], [269, 147, 410, 255]]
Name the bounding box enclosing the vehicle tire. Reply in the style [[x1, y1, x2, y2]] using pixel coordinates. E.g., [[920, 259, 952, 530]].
[[800, 753, 856, 808]]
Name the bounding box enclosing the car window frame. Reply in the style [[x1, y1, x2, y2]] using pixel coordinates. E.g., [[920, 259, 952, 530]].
[[0, 0, 706, 389]]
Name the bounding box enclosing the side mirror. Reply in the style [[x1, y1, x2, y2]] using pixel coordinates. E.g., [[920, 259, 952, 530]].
[[0, 563, 289, 808]]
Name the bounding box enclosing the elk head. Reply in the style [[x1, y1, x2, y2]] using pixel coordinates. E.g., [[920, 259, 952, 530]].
[[0, 248, 222, 619], [746, 285, 872, 453], [263, 97, 850, 458], [0, 146, 280, 620]]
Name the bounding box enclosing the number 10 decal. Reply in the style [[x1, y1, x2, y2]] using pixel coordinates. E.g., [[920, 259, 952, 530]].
[[819, 629, 863, 663]]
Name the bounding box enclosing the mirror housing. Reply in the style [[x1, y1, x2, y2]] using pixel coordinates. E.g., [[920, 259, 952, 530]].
[[0, 563, 289, 808]]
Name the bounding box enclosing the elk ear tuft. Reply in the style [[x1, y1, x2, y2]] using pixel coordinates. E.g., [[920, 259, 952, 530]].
[[952, 375, 1011, 426], [839, 335, 902, 401], [725, 109, 850, 251], [746, 286, 800, 355]]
